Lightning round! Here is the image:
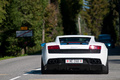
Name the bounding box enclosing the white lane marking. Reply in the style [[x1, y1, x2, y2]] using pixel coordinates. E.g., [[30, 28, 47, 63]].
[[10, 76, 21, 80], [10, 68, 41, 80], [23, 73, 28, 75], [35, 68, 41, 70]]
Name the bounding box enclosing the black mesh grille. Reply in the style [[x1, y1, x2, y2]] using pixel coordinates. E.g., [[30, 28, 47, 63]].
[[47, 58, 102, 65]]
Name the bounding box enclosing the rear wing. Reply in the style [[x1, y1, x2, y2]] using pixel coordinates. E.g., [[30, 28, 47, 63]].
[[55, 35, 95, 44]]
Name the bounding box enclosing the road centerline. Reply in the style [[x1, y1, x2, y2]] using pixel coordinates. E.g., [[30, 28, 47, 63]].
[[10, 76, 21, 80]]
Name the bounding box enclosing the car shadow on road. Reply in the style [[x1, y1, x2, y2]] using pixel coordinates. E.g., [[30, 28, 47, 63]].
[[109, 59, 120, 64], [25, 69, 104, 75], [25, 70, 42, 75], [108, 46, 120, 56]]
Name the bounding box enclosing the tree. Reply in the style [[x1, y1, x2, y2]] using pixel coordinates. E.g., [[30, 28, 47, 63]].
[[119, 1, 120, 38], [0, 0, 8, 24], [102, 0, 119, 43], [60, 0, 83, 35], [0, 0, 48, 56], [82, 0, 109, 37], [0, 0, 63, 56], [0, 0, 9, 57], [44, 3, 63, 42], [1, 0, 24, 56]]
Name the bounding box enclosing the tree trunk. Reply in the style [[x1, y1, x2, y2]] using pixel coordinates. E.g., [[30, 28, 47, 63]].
[[78, 17, 81, 35], [21, 48, 25, 55]]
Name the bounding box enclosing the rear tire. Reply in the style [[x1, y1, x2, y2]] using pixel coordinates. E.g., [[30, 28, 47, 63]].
[[102, 61, 109, 74], [41, 59, 47, 74]]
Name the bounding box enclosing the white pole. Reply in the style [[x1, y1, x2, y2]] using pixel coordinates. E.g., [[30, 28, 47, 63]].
[[78, 17, 81, 35], [42, 20, 45, 43]]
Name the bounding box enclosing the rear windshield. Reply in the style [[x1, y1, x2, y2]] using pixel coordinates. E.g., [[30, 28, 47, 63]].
[[59, 37, 91, 45]]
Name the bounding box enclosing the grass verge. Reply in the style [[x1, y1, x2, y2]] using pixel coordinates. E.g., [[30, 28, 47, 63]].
[[0, 50, 41, 61], [0, 54, 28, 61], [0, 56, 15, 61]]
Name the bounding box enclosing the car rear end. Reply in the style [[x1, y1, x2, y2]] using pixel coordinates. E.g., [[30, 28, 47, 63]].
[[42, 35, 108, 73]]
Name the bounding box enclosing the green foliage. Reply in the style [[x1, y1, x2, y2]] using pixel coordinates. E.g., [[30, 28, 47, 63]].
[[0, 0, 63, 57], [102, 0, 119, 43], [60, 0, 83, 34], [44, 3, 63, 42], [0, 0, 48, 56], [0, 0, 8, 24], [0, 56, 15, 61], [82, 0, 109, 37], [5, 37, 21, 56], [1, 0, 119, 57]]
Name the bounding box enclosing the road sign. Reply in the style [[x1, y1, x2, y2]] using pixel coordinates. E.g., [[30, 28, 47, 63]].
[[20, 27, 28, 30], [16, 30, 33, 37]]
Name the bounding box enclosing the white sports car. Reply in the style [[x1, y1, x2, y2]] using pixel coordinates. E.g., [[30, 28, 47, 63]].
[[41, 35, 108, 74]]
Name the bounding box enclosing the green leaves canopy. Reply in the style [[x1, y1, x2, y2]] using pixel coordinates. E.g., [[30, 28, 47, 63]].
[[82, 0, 109, 37], [0, 0, 8, 24]]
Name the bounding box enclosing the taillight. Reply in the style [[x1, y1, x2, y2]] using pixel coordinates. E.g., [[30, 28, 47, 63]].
[[48, 45, 60, 49], [89, 45, 101, 49]]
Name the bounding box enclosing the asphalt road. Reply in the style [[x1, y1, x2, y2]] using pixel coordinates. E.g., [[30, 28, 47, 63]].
[[0, 46, 120, 80]]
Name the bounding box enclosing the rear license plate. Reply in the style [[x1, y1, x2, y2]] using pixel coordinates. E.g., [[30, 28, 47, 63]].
[[65, 59, 83, 63]]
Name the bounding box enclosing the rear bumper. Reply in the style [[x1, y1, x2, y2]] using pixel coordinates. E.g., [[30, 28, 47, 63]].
[[45, 64, 103, 71], [45, 58, 104, 71]]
